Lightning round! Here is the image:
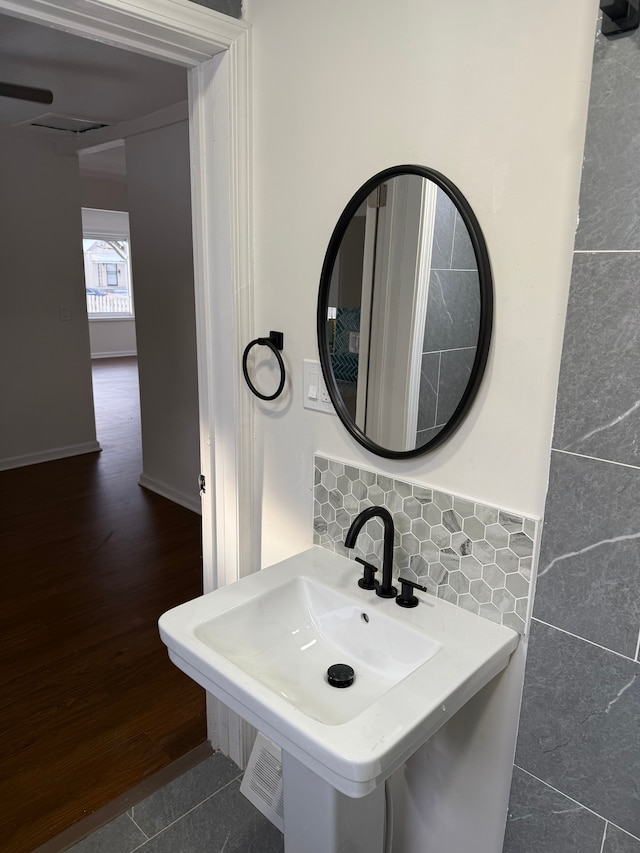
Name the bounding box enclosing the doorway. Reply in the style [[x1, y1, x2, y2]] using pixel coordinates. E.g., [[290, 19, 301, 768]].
[[0, 0, 253, 669], [0, 0, 252, 846]]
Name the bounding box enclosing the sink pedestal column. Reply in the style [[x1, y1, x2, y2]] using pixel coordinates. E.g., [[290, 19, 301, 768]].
[[282, 752, 385, 853]]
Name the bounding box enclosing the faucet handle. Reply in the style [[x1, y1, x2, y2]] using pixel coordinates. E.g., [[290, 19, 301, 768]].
[[396, 577, 428, 608], [355, 557, 379, 591]]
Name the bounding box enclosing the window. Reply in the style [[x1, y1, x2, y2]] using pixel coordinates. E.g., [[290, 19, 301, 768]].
[[81, 209, 134, 319], [105, 263, 118, 286]]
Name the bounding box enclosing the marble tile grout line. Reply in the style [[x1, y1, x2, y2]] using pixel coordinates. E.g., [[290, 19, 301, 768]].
[[128, 773, 244, 852], [513, 765, 640, 843], [599, 822, 608, 853], [417, 344, 477, 353], [127, 813, 149, 842], [431, 267, 478, 272], [558, 401, 640, 456], [532, 618, 640, 664], [536, 531, 640, 580], [552, 448, 640, 472]]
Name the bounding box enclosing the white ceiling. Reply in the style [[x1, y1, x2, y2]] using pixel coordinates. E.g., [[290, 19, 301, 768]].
[[0, 11, 188, 173]]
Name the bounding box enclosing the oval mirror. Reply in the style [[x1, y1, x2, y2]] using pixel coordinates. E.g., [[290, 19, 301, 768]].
[[317, 165, 493, 459]]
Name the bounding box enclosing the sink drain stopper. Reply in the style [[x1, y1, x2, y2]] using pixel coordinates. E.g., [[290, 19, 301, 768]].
[[327, 663, 354, 688]]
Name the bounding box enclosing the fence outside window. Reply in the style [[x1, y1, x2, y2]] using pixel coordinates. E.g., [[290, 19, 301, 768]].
[[83, 237, 133, 318]]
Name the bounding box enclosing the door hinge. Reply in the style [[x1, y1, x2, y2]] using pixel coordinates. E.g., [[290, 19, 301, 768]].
[[198, 474, 206, 495], [368, 183, 387, 208]]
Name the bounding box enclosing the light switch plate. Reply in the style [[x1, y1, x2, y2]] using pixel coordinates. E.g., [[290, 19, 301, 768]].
[[303, 359, 335, 414]]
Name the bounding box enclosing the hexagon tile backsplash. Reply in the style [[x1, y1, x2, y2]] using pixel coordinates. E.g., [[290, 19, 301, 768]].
[[313, 455, 540, 634]]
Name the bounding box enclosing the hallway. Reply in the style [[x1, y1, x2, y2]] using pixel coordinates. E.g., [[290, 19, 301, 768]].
[[0, 357, 206, 852]]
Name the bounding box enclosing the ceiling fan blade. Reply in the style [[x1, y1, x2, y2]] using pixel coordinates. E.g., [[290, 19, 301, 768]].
[[0, 82, 53, 104]]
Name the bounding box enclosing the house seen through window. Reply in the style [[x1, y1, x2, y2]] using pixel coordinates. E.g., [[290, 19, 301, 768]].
[[82, 209, 133, 318], [83, 239, 133, 317]]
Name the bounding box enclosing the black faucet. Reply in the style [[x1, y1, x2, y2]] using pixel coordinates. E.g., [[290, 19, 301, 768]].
[[344, 506, 397, 599]]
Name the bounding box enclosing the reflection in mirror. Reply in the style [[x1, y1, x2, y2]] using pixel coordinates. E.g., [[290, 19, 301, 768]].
[[318, 167, 492, 459]]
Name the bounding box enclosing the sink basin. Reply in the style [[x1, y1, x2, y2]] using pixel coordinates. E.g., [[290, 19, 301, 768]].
[[159, 546, 519, 798], [194, 573, 441, 725]]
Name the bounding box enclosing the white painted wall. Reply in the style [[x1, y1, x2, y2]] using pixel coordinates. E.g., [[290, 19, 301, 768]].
[[89, 318, 137, 359], [81, 207, 129, 237], [125, 120, 201, 512], [80, 174, 128, 212], [245, 2, 598, 849], [0, 127, 98, 469], [246, 0, 598, 568]]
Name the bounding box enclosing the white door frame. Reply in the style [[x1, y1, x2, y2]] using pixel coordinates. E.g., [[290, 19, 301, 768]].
[[0, 0, 255, 762]]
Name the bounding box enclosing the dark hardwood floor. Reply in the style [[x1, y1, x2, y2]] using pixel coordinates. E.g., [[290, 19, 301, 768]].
[[0, 357, 206, 852]]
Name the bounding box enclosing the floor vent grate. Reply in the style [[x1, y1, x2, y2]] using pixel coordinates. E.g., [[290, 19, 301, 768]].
[[14, 113, 109, 134], [239, 732, 284, 831]]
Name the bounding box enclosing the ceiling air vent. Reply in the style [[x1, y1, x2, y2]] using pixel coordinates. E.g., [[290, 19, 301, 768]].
[[19, 113, 109, 134]]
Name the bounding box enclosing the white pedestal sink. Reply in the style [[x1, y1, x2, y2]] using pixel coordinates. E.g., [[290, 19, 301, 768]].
[[159, 547, 518, 851]]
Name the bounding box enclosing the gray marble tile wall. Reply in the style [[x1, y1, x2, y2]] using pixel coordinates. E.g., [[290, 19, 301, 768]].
[[313, 455, 538, 634], [504, 20, 640, 853], [187, 0, 242, 18], [417, 188, 479, 444]]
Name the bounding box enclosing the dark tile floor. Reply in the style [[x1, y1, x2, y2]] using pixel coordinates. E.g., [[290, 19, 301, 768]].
[[68, 753, 284, 852]]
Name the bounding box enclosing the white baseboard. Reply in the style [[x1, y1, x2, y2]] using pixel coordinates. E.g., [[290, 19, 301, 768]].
[[138, 472, 202, 514], [91, 351, 138, 359], [0, 441, 101, 471]]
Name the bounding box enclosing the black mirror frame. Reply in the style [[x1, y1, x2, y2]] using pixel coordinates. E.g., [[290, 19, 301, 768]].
[[317, 164, 493, 460]]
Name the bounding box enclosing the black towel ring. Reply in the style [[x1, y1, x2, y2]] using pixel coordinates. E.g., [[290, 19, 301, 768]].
[[242, 331, 286, 401]]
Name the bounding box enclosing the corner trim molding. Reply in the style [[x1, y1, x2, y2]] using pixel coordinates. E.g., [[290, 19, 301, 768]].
[[0, 0, 248, 64], [138, 473, 202, 514]]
